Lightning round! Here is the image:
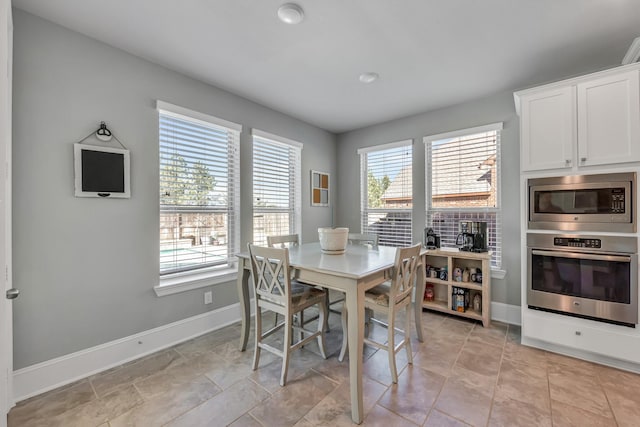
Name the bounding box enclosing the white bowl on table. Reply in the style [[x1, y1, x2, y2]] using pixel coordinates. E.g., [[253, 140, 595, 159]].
[[318, 227, 349, 254]]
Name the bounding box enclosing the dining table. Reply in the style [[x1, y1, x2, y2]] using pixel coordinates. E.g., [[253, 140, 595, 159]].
[[235, 242, 425, 424]]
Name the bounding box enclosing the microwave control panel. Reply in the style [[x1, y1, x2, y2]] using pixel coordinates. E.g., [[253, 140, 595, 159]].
[[554, 237, 602, 249], [611, 188, 625, 213]]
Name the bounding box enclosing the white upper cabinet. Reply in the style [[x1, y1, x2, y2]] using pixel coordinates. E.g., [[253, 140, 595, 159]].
[[519, 86, 575, 171], [516, 66, 640, 172], [577, 70, 640, 167]]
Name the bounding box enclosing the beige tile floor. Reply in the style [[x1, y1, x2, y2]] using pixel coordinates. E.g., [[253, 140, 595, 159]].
[[8, 306, 640, 427]]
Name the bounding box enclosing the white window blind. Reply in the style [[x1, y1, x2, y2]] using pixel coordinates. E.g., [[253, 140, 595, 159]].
[[158, 105, 240, 275], [359, 140, 412, 247], [424, 123, 502, 268], [252, 131, 302, 246]]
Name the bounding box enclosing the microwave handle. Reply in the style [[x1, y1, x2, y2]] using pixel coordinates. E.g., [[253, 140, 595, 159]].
[[531, 249, 631, 263]]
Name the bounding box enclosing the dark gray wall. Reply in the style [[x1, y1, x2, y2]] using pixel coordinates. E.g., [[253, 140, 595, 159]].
[[12, 10, 336, 369], [335, 92, 521, 307]]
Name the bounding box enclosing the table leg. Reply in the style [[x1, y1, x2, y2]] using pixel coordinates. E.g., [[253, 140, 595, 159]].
[[346, 287, 364, 424], [237, 259, 251, 351], [414, 260, 425, 343]]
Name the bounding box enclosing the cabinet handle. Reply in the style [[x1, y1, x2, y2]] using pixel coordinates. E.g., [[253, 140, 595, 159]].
[[575, 331, 582, 336], [580, 157, 587, 163], [565, 159, 571, 165]]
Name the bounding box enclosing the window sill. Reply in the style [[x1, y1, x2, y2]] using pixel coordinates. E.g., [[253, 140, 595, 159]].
[[154, 266, 238, 297], [491, 268, 507, 280]]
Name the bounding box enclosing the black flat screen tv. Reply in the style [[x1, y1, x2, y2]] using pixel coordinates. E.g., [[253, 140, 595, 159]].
[[74, 143, 130, 198]]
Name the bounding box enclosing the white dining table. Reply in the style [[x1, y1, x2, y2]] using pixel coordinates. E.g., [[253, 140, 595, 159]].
[[235, 242, 425, 424]]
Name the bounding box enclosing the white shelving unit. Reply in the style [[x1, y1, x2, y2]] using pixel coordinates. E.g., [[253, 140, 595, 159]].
[[422, 248, 491, 327]]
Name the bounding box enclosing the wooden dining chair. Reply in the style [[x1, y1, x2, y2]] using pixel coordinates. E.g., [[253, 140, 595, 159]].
[[267, 234, 300, 249], [267, 234, 335, 332], [326, 233, 380, 318], [248, 244, 328, 386], [348, 233, 378, 247], [338, 243, 421, 383]]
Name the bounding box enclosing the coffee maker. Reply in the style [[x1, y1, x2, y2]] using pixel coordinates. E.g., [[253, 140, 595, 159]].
[[456, 221, 488, 252], [423, 228, 440, 249]]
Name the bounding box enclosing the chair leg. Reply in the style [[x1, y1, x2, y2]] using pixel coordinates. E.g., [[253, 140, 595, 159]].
[[298, 310, 305, 344], [387, 310, 398, 384], [317, 300, 328, 359], [338, 305, 348, 362], [364, 308, 372, 338], [252, 306, 262, 371], [324, 292, 331, 332], [405, 304, 413, 365], [281, 313, 292, 386]]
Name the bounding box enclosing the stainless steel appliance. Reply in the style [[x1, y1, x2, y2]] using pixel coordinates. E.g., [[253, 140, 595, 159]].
[[527, 233, 638, 326], [423, 228, 440, 249], [456, 221, 488, 252], [528, 172, 636, 232]]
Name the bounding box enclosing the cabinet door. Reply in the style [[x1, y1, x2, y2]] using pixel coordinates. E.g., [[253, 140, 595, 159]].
[[577, 69, 640, 166], [520, 87, 575, 171]]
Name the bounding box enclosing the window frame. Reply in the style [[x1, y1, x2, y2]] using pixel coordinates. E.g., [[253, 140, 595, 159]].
[[358, 139, 413, 247], [251, 129, 302, 246], [155, 101, 242, 296], [423, 122, 504, 271]]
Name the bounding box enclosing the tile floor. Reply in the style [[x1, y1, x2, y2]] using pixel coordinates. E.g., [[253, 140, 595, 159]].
[[8, 306, 640, 426]]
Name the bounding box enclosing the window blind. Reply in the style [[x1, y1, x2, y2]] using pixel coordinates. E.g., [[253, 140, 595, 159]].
[[159, 108, 240, 275], [424, 124, 502, 268], [359, 141, 413, 247], [252, 132, 302, 246]]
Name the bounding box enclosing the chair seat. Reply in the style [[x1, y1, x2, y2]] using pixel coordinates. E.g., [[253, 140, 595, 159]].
[[291, 282, 326, 307], [262, 280, 326, 308], [365, 281, 412, 308], [364, 282, 391, 306]]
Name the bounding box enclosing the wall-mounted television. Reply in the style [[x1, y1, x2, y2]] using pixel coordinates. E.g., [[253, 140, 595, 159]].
[[74, 143, 131, 198]]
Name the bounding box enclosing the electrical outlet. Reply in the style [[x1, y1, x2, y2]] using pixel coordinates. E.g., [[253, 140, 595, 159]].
[[204, 291, 213, 305]]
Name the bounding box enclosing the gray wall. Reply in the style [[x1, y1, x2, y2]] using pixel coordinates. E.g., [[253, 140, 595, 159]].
[[335, 92, 521, 307], [12, 10, 336, 369]]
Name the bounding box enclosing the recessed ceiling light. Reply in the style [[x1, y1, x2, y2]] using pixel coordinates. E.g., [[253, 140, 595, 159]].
[[277, 3, 304, 25], [359, 72, 379, 84]]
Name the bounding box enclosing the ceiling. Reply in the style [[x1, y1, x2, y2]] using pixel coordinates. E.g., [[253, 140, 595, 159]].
[[12, 0, 640, 133]]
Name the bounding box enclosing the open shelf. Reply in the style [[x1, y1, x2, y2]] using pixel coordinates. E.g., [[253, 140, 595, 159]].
[[422, 298, 483, 321], [421, 299, 448, 312], [422, 249, 491, 327]]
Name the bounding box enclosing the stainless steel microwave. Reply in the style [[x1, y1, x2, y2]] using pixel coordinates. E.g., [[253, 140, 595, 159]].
[[528, 172, 636, 232]]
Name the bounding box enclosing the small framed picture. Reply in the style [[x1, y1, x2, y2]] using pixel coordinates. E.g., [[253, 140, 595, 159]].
[[311, 170, 330, 207]]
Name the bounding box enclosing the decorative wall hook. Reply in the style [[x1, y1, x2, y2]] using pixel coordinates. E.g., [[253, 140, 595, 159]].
[[95, 121, 112, 141], [76, 121, 127, 149]]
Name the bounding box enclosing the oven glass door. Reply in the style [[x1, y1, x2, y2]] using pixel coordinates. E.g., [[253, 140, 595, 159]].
[[531, 249, 631, 304]]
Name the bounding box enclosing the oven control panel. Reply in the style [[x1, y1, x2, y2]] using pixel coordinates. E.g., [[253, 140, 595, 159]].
[[554, 237, 602, 248]]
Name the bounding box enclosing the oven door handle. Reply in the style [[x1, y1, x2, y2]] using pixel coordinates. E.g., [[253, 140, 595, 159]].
[[531, 249, 632, 263]]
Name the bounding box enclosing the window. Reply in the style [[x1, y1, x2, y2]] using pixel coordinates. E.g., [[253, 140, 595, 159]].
[[252, 130, 302, 246], [158, 101, 241, 276], [358, 140, 412, 247], [424, 123, 502, 268]]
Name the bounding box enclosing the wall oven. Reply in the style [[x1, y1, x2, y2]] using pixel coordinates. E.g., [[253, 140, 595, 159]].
[[527, 233, 638, 327], [528, 172, 636, 232]]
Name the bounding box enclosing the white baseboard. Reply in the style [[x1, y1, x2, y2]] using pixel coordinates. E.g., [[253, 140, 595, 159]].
[[13, 300, 519, 402], [490, 302, 521, 325], [12, 302, 252, 402]]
